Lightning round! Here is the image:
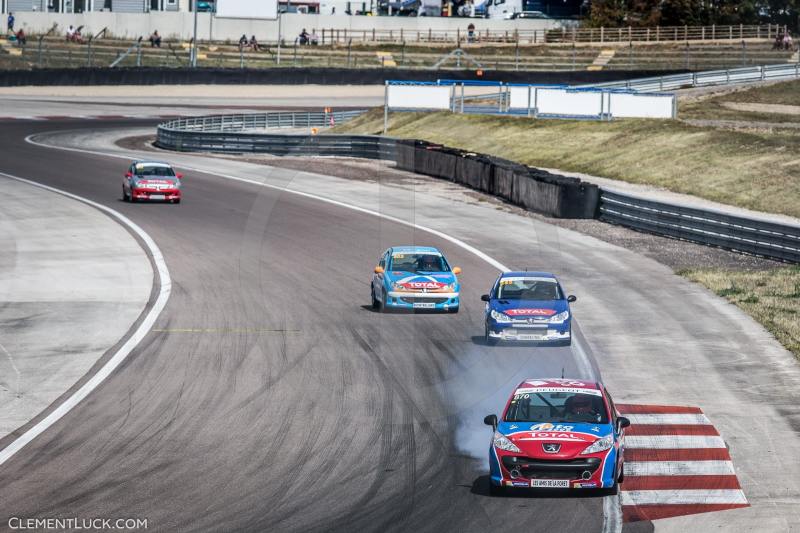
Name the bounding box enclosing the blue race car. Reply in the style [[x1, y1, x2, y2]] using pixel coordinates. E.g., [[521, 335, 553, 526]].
[[371, 246, 461, 312], [481, 271, 575, 345]]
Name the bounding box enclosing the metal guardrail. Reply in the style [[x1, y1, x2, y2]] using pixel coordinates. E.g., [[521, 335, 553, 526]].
[[158, 110, 800, 263], [599, 190, 800, 262], [586, 63, 800, 92], [156, 110, 395, 160]]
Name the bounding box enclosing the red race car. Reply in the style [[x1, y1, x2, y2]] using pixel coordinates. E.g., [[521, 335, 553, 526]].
[[122, 160, 182, 203], [484, 378, 629, 494]]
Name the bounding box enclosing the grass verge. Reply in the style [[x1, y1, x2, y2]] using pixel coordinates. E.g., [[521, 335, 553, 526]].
[[679, 267, 800, 359], [335, 108, 800, 219], [681, 79, 800, 123]]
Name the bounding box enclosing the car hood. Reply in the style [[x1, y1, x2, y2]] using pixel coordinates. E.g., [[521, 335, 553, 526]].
[[491, 299, 568, 317], [384, 271, 457, 290], [498, 421, 612, 459]]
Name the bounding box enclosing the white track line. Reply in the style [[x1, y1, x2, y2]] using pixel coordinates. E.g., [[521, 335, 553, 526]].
[[621, 489, 747, 506], [626, 461, 736, 476], [626, 413, 712, 425], [23, 131, 616, 531], [0, 171, 171, 467], [625, 435, 727, 449]]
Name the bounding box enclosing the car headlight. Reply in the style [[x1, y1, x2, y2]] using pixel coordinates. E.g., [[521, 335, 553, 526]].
[[549, 311, 570, 323], [493, 432, 521, 453], [581, 435, 613, 455], [490, 309, 511, 323], [391, 282, 404, 291]]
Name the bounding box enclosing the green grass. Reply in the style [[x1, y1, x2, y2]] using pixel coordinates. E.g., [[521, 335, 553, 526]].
[[680, 267, 800, 359], [335, 109, 800, 219]]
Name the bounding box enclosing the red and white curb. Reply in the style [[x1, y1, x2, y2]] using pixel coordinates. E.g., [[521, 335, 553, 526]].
[[617, 404, 748, 522]]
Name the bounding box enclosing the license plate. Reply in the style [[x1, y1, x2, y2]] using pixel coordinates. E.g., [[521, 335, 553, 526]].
[[413, 302, 436, 309], [150, 194, 166, 200], [530, 479, 569, 488], [518, 334, 544, 341]]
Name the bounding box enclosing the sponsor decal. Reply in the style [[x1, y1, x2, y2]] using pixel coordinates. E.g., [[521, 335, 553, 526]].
[[519, 431, 594, 442], [574, 482, 598, 488], [515, 387, 602, 396], [400, 281, 447, 290], [504, 308, 557, 317], [531, 423, 574, 432], [509, 425, 519, 430], [510, 481, 529, 487], [501, 276, 556, 283]]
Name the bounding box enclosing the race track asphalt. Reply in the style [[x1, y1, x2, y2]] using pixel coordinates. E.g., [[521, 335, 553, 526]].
[[0, 120, 612, 533]]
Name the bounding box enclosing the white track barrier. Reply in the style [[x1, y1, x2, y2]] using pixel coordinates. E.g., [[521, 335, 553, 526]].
[[387, 85, 452, 110], [507, 86, 674, 119]]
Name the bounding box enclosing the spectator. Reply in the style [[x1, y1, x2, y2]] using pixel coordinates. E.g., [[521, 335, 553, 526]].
[[15, 28, 26, 46], [331, 6, 335, 14], [309, 30, 319, 45], [149, 30, 161, 47], [784, 31, 793, 51], [774, 31, 784, 50], [467, 23, 475, 43], [238, 34, 248, 50], [298, 28, 309, 45], [66, 24, 75, 41], [7, 12, 14, 33], [248, 35, 259, 52], [73, 26, 84, 44]]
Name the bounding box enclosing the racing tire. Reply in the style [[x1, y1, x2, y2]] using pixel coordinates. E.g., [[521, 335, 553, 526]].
[[617, 463, 624, 484], [485, 324, 498, 346], [489, 483, 505, 497], [379, 289, 387, 313], [173, 199, 181, 204], [371, 285, 381, 311], [447, 306, 459, 314], [122, 187, 129, 202]]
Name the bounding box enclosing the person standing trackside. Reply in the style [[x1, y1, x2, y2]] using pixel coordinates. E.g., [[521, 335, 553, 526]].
[[7, 12, 14, 33]]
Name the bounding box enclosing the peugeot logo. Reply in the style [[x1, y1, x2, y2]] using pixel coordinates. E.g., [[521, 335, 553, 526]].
[[542, 443, 561, 454]]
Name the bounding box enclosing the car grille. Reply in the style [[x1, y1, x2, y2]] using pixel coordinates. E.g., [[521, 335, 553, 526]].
[[399, 297, 449, 304], [501, 456, 601, 480]]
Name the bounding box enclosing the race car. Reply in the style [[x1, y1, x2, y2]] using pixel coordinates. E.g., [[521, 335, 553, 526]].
[[481, 271, 575, 345], [484, 378, 629, 494], [371, 246, 461, 312], [122, 160, 182, 203]]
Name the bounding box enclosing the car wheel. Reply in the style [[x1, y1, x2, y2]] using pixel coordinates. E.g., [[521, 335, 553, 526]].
[[485, 323, 498, 346], [380, 289, 387, 312], [174, 198, 181, 204], [447, 306, 459, 314], [122, 187, 129, 202], [617, 463, 624, 484], [489, 483, 505, 497], [371, 285, 380, 310]]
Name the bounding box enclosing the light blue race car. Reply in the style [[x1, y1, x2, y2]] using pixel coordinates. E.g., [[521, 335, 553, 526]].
[[371, 246, 461, 313]]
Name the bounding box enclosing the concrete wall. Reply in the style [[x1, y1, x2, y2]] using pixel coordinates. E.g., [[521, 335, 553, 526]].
[[12, 11, 563, 41]]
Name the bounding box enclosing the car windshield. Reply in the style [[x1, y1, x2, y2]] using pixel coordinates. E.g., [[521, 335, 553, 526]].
[[390, 253, 449, 273], [505, 390, 609, 424], [497, 278, 562, 300], [136, 165, 175, 177]]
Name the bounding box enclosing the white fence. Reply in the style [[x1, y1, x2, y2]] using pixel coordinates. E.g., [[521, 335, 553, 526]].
[[386, 82, 676, 121]]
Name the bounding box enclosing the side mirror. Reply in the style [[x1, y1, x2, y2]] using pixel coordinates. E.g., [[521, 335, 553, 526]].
[[125, 171, 132, 178], [452, 266, 462, 275], [374, 266, 384, 274], [567, 295, 577, 303], [176, 172, 184, 179], [481, 294, 490, 302], [617, 416, 630, 430], [484, 414, 498, 430]]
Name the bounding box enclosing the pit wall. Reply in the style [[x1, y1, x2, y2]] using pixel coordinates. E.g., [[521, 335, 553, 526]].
[[11, 12, 563, 41]]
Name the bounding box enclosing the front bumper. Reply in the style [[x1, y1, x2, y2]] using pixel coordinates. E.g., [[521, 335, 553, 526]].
[[490, 448, 616, 489], [385, 291, 459, 310], [487, 320, 570, 342], [132, 188, 181, 201]]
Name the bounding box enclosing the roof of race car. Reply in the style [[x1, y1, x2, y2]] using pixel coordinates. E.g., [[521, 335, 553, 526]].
[[390, 246, 442, 255], [515, 379, 601, 392], [132, 160, 173, 167], [501, 271, 557, 279]]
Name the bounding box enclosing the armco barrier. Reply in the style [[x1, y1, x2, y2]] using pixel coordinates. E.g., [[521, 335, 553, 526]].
[[158, 112, 800, 260], [599, 190, 800, 262]]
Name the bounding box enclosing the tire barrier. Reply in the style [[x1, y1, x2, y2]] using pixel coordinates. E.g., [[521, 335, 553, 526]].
[[0, 67, 690, 87]]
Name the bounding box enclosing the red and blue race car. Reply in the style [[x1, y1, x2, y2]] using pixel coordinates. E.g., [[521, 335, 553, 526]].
[[484, 378, 629, 494]]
